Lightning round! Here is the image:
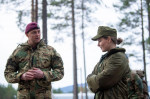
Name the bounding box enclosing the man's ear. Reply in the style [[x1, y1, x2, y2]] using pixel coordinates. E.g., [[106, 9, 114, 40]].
[[25, 33, 28, 37]]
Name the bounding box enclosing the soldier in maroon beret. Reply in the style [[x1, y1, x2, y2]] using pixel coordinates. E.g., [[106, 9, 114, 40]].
[[4, 22, 64, 99]]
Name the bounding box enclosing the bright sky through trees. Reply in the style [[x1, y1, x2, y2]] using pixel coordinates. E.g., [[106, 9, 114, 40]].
[[0, 0, 149, 89]]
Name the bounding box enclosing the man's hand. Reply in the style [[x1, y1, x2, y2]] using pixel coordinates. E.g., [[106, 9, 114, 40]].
[[28, 68, 44, 79], [21, 71, 35, 81]]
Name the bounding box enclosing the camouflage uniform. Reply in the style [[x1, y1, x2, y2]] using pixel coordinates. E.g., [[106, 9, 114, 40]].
[[4, 40, 64, 99], [87, 48, 130, 99]]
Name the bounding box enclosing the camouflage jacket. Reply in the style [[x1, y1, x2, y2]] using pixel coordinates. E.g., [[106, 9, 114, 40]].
[[87, 48, 130, 99], [4, 40, 64, 98]]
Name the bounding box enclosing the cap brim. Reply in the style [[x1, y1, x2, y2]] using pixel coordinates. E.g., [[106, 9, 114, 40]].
[[91, 35, 102, 41]]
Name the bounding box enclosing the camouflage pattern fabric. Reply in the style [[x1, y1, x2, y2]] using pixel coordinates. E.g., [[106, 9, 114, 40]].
[[4, 40, 64, 99], [142, 80, 150, 99], [127, 70, 150, 99], [127, 71, 144, 99], [136, 70, 150, 99]]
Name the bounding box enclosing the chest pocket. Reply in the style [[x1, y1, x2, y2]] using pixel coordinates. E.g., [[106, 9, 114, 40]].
[[17, 51, 30, 71], [38, 52, 51, 68], [18, 57, 30, 72]]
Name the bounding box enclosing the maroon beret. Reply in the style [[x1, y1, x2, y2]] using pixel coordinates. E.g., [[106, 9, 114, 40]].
[[25, 22, 40, 34]]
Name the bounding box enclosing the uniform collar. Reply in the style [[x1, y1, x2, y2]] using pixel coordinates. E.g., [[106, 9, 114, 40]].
[[19, 39, 46, 50]]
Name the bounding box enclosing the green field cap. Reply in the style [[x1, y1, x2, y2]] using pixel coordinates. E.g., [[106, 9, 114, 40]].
[[92, 26, 117, 41]]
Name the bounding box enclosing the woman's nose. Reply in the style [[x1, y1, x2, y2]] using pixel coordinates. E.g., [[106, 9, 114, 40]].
[[97, 43, 100, 47]]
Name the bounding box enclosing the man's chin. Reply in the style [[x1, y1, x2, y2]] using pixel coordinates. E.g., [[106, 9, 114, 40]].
[[34, 40, 40, 43]]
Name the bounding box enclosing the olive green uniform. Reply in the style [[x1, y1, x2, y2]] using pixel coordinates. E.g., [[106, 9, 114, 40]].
[[4, 40, 64, 99], [87, 48, 130, 99]]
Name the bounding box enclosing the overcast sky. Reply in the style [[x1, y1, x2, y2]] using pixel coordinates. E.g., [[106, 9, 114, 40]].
[[0, 0, 149, 90]]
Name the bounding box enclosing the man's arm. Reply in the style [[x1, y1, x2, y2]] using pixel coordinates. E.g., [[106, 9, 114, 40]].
[[4, 54, 23, 83], [40, 48, 64, 82]]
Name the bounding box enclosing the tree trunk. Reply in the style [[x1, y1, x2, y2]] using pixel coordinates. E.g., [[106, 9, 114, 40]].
[[31, 0, 38, 22], [42, 0, 47, 44], [35, 0, 38, 22], [140, 0, 147, 83], [31, 0, 34, 22], [81, 0, 88, 99], [146, 0, 150, 39], [72, 0, 78, 99]]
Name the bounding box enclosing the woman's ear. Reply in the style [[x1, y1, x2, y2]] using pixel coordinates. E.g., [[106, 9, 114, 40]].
[[107, 36, 112, 43]]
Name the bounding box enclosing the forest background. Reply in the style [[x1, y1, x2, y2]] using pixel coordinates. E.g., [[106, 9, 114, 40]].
[[0, 0, 150, 98]]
